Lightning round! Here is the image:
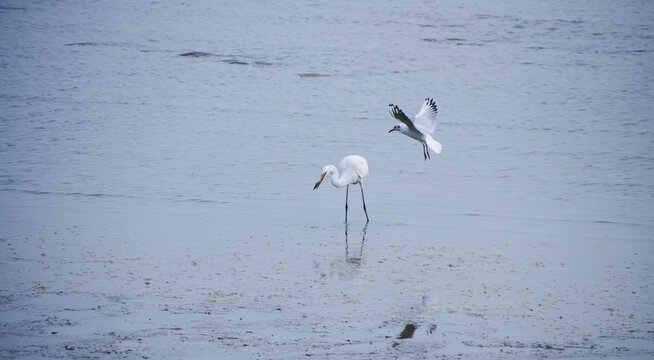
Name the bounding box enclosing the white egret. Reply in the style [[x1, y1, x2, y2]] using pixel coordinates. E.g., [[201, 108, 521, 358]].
[[388, 98, 442, 160], [313, 155, 369, 223]]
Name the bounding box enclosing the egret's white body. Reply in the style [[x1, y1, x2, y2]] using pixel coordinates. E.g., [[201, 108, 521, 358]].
[[314, 155, 369, 222], [389, 98, 442, 160]]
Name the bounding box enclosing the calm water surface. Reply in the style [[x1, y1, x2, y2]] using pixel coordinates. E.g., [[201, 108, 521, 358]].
[[1, 0, 652, 228]]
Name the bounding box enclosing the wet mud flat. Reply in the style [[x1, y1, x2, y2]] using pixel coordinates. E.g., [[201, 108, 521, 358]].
[[2, 0, 654, 357], [1, 218, 652, 359], [2, 290, 634, 359]]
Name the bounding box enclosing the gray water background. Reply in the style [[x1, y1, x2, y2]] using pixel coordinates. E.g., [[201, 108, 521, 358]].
[[1, 0, 652, 229], [1, 0, 653, 358]]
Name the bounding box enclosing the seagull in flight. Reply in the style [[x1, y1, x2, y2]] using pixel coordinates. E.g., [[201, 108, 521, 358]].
[[388, 98, 442, 160]]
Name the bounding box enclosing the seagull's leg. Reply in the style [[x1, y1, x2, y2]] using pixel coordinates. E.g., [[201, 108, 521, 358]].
[[422, 143, 428, 161], [345, 184, 349, 223], [360, 183, 369, 222], [426, 143, 431, 160]]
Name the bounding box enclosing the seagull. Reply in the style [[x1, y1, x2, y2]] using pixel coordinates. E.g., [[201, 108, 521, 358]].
[[313, 155, 369, 223], [388, 98, 442, 160]]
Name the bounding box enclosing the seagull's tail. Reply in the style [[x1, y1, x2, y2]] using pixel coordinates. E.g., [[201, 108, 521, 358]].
[[425, 136, 442, 154]]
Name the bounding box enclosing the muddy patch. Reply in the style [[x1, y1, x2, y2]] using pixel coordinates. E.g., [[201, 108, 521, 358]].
[[298, 73, 330, 78], [179, 51, 215, 57], [179, 52, 272, 67], [397, 324, 417, 339]]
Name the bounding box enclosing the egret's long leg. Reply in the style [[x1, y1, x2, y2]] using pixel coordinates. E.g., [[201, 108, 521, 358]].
[[360, 183, 369, 222], [345, 184, 349, 223]]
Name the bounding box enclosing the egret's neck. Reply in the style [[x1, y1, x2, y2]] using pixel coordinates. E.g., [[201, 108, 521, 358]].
[[325, 165, 348, 188]]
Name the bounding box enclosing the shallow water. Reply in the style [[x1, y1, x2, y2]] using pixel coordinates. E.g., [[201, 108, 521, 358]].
[[1, 0, 653, 358]]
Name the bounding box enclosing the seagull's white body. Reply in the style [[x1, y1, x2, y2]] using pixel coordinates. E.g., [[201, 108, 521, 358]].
[[314, 155, 369, 222], [389, 98, 442, 160]]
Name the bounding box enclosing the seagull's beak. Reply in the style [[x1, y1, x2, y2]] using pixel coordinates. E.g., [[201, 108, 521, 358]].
[[388, 128, 396, 133], [313, 172, 326, 190]]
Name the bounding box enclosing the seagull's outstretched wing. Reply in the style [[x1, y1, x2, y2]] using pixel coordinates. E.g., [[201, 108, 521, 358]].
[[389, 104, 419, 132], [414, 98, 438, 134]]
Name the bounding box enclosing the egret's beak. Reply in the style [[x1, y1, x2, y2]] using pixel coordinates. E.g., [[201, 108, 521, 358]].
[[388, 128, 396, 133], [313, 172, 326, 190]]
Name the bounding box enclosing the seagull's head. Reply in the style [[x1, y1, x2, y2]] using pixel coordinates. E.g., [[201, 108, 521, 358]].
[[388, 124, 401, 133]]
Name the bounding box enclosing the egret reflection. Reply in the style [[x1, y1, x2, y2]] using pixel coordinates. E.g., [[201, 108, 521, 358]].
[[345, 222, 368, 266]]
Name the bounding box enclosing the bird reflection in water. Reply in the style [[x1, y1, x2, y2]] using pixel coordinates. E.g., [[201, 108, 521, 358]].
[[345, 222, 368, 266]]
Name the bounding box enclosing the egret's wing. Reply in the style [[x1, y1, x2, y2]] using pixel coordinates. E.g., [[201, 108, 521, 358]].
[[340, 155, 369, 183], [414, 98, 438, 134], [389, 104, 419, 133]]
